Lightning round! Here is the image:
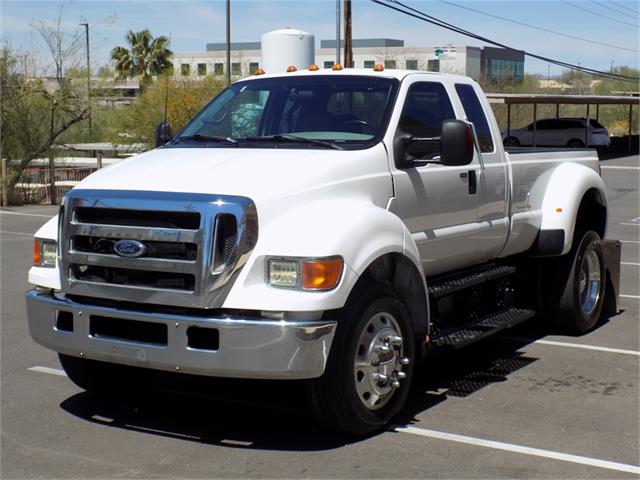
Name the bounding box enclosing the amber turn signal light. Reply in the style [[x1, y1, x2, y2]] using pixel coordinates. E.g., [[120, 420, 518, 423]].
[[302, 257, 343, 290], [33, 239, 41, 266]]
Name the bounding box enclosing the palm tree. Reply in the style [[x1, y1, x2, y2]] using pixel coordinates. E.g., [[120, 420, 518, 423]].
[[111, 29, 173, 81]]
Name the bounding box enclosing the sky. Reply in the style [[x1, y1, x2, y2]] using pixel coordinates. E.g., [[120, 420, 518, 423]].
[[1, 0, 638, 77]]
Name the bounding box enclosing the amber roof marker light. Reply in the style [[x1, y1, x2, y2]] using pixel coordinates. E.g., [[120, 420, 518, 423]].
[[373, 64, 385, 72], [254, 68, 266, 75], [332, 63, 343, 71], [308, 64, 320, 71], [287, 65, 298, 72]]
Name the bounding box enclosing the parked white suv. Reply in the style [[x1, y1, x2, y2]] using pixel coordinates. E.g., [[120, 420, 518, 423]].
[[502, 117, 611, 148]]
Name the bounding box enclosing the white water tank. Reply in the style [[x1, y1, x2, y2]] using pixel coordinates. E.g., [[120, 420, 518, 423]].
[[261, 28, 315, 74]]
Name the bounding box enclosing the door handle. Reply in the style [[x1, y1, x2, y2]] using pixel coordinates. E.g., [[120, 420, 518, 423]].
[[464, 170, 477, 194]]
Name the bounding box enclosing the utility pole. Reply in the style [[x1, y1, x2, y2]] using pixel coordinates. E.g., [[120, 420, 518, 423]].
[[335, 0, 341, 65], [79, 23, 91, 138], [226, 0, 231, 86], [344, 0, 353, 68]]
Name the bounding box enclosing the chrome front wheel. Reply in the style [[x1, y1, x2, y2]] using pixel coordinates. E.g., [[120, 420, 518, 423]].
[[354, 312, 410, 411]]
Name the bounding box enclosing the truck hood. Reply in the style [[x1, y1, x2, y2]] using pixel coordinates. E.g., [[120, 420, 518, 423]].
[[74, 145, 391, 206]]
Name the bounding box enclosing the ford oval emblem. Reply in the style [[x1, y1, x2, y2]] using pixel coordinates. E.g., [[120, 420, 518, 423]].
[[113, 239, 147, 258]]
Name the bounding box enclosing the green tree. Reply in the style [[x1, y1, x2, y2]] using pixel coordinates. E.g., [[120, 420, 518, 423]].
[[111, 29, 173, 82]]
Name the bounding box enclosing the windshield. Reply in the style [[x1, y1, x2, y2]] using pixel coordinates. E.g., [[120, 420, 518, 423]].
[[173, 75, 399, 150]]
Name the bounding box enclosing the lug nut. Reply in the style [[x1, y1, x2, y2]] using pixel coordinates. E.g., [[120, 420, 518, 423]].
[[399, 357, 410, 365], [374, 344, 391, 354], [390, 380, 401, 389], [396, 371, 407, 380], [388, 335, 403, 346], [372, 373, 388, 383]]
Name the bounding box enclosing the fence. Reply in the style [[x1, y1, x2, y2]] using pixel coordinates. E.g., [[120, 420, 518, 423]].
[[15, 166, 96, 205]]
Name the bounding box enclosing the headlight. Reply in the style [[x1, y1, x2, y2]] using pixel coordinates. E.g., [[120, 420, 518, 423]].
[[268, 256, 343, 291], [33, 239, 57, 268]]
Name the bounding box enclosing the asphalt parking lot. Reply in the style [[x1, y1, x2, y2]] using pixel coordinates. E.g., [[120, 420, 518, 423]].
[[1, 155, 639, 478]]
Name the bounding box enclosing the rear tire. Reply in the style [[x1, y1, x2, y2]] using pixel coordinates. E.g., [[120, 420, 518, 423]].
[[546, 231, 606, 334], [306, 283, 415, 436], [567, 138, 585, 148], [59, 354, 150, 396]]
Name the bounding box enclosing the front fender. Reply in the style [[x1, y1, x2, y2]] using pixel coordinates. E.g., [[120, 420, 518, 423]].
[[538, 163, 607, 255], [223, 200, 424, 312]]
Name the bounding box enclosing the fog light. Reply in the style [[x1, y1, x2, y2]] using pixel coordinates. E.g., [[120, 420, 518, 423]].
[[268, 259, 299, 288]]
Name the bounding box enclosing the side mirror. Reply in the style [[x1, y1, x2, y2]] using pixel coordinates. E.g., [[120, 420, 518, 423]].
[[440, 119, 474, 166], [155, 121, 173, 147]]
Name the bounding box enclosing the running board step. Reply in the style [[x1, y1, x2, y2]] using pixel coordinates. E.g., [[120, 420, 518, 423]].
[[428, 264, 516, 299], [430, 308, 535, 350]]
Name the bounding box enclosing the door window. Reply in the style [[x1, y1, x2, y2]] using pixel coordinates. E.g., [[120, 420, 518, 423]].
[[398, 82, 456, 159], [455, 83, 494, 152]]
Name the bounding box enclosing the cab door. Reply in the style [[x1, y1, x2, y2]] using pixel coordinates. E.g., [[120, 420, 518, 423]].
[[453, 82, 509, 262], [388, 79, 482, 276]]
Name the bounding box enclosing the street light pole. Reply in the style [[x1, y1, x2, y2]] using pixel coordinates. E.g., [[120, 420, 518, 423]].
[[336, 0, 341, 66], [79, 22, 91, 139], [226, 0, 231, 86]]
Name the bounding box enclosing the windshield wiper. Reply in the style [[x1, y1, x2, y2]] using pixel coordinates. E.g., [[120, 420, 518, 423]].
[[176, 133, 238, 145], [243, 134, 343, 150]]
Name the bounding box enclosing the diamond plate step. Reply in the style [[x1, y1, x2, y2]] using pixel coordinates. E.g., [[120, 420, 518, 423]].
[[428, 264, 516, 299], [430, 308, 535, 349]]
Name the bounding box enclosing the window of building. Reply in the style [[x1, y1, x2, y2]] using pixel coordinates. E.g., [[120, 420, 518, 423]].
[[232, 63, 241, 75], [324, 61, 334, 69], [197, 63, 207, 76], [455, 83, 494, 153], [405, 60, 418, 70], [384, 60, 396, 69], [364, 60, 375, 69], [427, 59, 440, 72], [249, 62, 259, 74], [180, 64, 190, 76], [487, 59, 524, 82], [214, 63, 224, 75]]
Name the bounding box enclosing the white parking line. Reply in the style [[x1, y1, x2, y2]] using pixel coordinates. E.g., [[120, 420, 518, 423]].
[[621, 240, 640, 244], [621, 223, 640, 227], [394, 425, 640, 475], [622, 262, 640, 266], [621, 294, 640, 299], [28, 366, 66, 376], [0, 230, 34, 237], [0, 210, 53, 218], [499, 336, 640, 356]]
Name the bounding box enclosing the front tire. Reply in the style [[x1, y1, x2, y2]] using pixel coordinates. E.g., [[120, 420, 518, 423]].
[[549, 231, 606, 334], [306, 284, 415, 436]]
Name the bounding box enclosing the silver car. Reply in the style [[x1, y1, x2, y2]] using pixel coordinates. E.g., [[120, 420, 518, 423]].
[[502, 118, 611, 148]]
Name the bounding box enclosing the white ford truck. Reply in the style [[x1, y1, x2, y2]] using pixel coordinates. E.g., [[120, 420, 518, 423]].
[[26, 68, 620, 435]]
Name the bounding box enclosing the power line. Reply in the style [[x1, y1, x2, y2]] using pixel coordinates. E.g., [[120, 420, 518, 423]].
[[439, 0, 639, 54], [370, 0, 639, 82], [591, 0, 637, 18], [559, 0, 638, 27], [606, 0, 639, 14]]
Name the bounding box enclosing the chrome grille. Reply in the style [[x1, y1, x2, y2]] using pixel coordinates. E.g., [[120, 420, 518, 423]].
[[59, 190, 258, 309]]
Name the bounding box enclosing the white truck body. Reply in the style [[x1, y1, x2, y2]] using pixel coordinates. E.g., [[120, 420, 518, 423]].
[[26, 69, 619, 434]]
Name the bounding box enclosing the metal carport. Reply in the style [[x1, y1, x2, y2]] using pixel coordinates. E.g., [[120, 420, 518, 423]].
[[486, 93, 639, 151]]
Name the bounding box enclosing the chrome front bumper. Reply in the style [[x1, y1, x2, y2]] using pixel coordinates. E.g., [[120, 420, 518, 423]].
[[25, 290, 337, 379]]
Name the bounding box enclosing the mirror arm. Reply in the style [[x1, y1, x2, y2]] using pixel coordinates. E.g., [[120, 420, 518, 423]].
[[466, 121, 485, 170]]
